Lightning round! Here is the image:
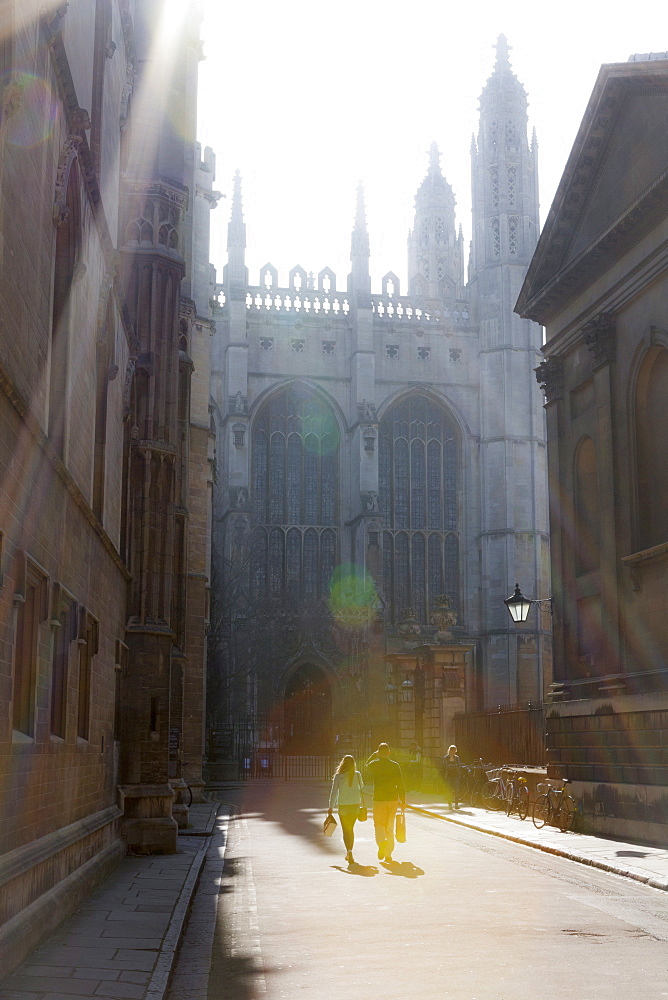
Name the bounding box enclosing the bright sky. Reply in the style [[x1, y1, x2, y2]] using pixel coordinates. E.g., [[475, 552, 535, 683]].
[[197, 0, 664, 293]]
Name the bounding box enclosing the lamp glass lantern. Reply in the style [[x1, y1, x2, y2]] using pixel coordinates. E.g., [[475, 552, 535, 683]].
[[504, 583, 532, 623], [400, 678, 414, 703]]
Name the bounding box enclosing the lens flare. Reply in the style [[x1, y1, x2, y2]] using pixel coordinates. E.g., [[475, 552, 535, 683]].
[[5, 74, 58, 148], [303, 405, 340, 456], [329, 564, 378, 629]]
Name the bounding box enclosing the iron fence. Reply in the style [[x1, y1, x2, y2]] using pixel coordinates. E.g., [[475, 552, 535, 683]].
[[453, 704, 546, 766], [240, 753, 338, 781]]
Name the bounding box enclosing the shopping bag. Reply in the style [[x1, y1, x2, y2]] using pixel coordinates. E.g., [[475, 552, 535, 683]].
[[323, 813, 337, 837], [395, 807, 406, 843]]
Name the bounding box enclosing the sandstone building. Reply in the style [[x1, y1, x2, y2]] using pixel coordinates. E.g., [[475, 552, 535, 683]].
[[0, 0, 215, 973], [517, 54, 668, 841], [210, 37, 551, 767]]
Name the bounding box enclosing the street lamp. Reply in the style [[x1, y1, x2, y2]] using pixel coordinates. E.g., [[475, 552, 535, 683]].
[[400, 677, 414, 702], [504, 582, 552, 623]]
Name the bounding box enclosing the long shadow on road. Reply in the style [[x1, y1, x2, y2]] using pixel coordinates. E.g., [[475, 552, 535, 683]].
[[212, 780, 348, 856]]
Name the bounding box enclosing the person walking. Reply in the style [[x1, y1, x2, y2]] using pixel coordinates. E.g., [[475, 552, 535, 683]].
[[443, 744, 461, 809], [327, 754, 366, 865], [365, 743, 405, 862]]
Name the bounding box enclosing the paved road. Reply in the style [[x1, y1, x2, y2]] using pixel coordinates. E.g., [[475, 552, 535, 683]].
[[173, 783, 668, 1000]]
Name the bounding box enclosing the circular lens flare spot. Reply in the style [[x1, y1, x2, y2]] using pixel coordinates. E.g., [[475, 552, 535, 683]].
[[329, 565, 378, 629], [5, 74, 58, 148]]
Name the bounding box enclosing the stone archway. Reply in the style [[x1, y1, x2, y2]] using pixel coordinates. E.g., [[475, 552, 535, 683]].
[[283, 663, 332, 753]]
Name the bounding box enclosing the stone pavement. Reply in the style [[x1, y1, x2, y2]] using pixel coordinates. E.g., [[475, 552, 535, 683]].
[[0, 802, 220, 1000], [2, 787, 667, 999], [406, 791, 668, 891]]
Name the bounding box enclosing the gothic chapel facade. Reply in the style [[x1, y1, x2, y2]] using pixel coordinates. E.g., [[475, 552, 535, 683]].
[[210, 38, 551, 756]]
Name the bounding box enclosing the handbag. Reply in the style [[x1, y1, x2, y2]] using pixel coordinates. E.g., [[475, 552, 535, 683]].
[[323, 813, 337, 837], [357, 773, 367, 821], [395, 806, 406, 843]]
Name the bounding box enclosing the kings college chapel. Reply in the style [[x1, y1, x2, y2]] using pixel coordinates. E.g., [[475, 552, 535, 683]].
[[208, 35, 551, 761]]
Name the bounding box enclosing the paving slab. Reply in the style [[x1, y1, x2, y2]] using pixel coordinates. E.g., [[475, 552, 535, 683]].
[[0, 801, 220, 1000]]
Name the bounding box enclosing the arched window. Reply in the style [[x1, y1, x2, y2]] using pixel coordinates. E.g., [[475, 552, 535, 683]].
[[379, 395, 459, 624], [574, 436, 599, 576], [636, 347, 668, 550], [251, 384, 340, 603]]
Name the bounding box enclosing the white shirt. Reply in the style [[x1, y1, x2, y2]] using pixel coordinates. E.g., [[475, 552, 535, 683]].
[[329, 770, 364, 809]]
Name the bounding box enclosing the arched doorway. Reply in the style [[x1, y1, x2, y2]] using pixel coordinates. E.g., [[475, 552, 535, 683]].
[[283, 663, 332, 753]]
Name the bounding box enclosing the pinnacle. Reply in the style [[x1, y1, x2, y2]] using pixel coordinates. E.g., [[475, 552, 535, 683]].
[[355, 180, 367, 230], [495, 33, 511, 70]]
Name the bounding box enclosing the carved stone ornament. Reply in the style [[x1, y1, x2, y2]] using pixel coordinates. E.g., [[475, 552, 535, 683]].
[[430, 594, 458, 640], [119, 61, 136, 132], [357, 399, 377, 422], [123, 359, 136, 419], [583, 312, 616, 370], [397, 608, 421, 640], [229, 391, 247, 415], [53, 135, 83, 226], [230, 486, 249, 509], [70, 106, 91, 133], [361, 490, 379, 513], [2, 81, 23, 121], [534, 357, 564, 403], [42, 3, 69, 42]]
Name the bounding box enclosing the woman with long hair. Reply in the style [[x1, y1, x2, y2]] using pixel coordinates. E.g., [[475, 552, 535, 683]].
[[327, 754, 365, 865]]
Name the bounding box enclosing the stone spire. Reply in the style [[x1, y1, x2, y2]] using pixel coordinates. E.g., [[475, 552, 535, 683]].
[[407, 144, 462, 300], [351, 181, 370, 259], [470, 35, 538, 275], [227, 170, 246, 251], [350, 181, 370, 294], [494, 33, 511, 72], [225, 170, 247, 290]]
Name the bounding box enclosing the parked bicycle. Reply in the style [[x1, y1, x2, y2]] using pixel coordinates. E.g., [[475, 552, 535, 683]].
[[505, 773, 530, 820], [481, 767, 515, 811], [532, 779, 576, 831], [459, 760, 492, 806]]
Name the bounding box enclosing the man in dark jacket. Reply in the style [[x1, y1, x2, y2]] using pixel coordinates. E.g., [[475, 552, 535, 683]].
[[365, 743, 406, 862]]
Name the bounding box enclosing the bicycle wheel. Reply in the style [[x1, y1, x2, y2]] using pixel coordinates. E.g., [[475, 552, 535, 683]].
[[505, 781, 515, 816], [532, 793, 550, 828], [516, 784, 530, 821], [558, 793, 576, 831], [482, 780, 501, 810]]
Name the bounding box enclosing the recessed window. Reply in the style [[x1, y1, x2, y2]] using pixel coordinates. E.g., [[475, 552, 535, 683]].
[[322, 341, 335, 355], [260, 338, 273, 351], [291, 339, 305, 353], [417, 347, 431, 361], [386, 345, 399, 360]]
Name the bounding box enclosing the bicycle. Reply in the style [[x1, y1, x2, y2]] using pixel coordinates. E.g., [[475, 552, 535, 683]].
[[505, 773, 530, 820], [481, 767, 515, 811], [532, 779, 576, 831]]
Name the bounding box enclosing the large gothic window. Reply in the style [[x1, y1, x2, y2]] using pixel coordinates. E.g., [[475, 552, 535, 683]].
[[379, 395, 459, 624], [251, 385, 340, 603]]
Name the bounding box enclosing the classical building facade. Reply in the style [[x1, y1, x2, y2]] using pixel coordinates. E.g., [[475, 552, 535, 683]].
[[517, 54, 668, 841], [0, 0, 215, 973], [210, 38, 550, 765]]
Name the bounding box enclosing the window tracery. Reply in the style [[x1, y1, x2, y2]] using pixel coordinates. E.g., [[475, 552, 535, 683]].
[[251, 385, 340, 603], [379, 396, 459, 624]]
